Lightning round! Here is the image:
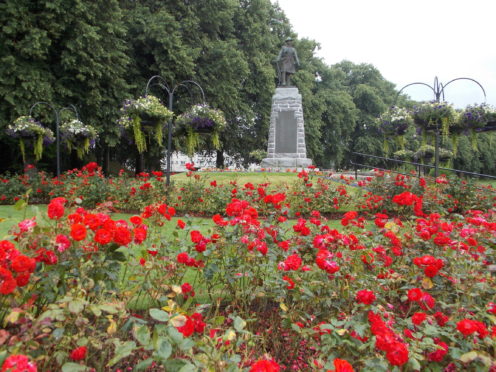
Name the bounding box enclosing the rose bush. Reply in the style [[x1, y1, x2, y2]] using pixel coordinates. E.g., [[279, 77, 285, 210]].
[[0, 164, 495, 371]]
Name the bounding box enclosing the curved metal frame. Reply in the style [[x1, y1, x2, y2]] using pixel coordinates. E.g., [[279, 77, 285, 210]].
[[144, 75, 206, 186], [392, 76, 487, 177], [29, 102, 81, 177], [30, 102, 60, 176], [394, 76, 486, 106], [59, 104, 80, 121]]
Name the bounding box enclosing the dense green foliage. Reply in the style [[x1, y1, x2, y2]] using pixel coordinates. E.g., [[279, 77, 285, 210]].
[[1, 0, 494, 175]]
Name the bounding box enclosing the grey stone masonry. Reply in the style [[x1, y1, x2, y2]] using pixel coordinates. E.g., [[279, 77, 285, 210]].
[[261, 87, 312, 169]]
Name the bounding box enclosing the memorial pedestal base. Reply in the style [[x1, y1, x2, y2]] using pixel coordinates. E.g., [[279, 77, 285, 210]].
[[261, 157, 312, 169], [262, 87, 312, 170]]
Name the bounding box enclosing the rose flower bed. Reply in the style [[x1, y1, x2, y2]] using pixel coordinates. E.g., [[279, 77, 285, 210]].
[[0, 163, 352, 217], [0, 165, 495, 371]]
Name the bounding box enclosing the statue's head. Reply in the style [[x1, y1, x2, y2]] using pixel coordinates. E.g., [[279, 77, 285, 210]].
[[285, 37, 293, 44]]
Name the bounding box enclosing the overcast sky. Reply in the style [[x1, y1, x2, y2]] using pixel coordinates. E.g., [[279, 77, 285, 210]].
[[273, 0, 496, 108]]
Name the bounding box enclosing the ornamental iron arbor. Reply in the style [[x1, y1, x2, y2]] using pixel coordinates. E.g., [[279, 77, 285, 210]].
[[144, 75, 206, 186], [394, 76, 486, 177], [29, 102, 80, 177]]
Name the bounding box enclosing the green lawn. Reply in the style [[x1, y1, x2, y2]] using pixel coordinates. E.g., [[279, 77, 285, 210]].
[[0, 204, 215, 240], [0, 204, 46, 239], [171, 171, 303, 187]]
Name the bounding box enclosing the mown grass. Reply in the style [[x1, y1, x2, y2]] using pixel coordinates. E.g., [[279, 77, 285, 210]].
[[171, 171, 307, 187], [0, 204, 212, 240]]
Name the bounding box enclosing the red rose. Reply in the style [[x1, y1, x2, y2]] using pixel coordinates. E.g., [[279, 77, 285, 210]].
[[282, 254, 302, 271], [356, 289, 376, 305], [191, 312, 205, 333], [177, 219, 186, 229], [113, 226, 132, 246], [177, 318, 195, 337], [434, 311, 449, 327], [47, 201, 65, 220], [190, 230, 204, 243], [407, 288, 423, 302], [0, 276, 17, 295], [83, 162, 98, 173], [69, 346, 87, 361], [15, 272, 30, 287], [177, 252, 189, 264], [129, 215, 143, 225], [94, 228, 113, 245], [249, 359, 280, 372], [427, 339, 448, 362], [332, 358, 355, 372], [133, 227, 147, 244], [181, 282, 192, 293], [1, 354, 37, 372], [55, 234, 71, 252], [456, 319, 478, 336], [419, 292, 436, 311], [411, 312, 427, 326], [11, 255, 36, 273], [385, 342, 409, 366], [282, 275, 295, 289], [70, 223, 87, 241]]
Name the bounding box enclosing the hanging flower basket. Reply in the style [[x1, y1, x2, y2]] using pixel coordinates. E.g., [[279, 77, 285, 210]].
[[393, 150, 414, 161], [7, 116, 55, 162], [412, 101, 456, 137], [456, 103, 490, 131], [414, 145, 452, 161], [484, 105, 496, 129], [378, 106, 413, 136], [175, 104, 227, 156], [415, 145, 435, 160], [60, 119, 98, 159], [117, 95, 173, 153]]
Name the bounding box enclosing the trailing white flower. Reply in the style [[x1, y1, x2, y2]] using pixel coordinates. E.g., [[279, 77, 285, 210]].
[[7, 116, 55, 162]]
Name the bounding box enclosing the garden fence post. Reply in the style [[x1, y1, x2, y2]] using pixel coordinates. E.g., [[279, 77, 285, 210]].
[[166, 92, 174, 187]]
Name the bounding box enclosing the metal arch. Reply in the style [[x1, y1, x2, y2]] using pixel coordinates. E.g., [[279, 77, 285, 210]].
[[59, 104, 80, 121], [142, 76, 206, 186], [29, 101, 58, 118], [145, 75, 171, 96], [440, 77, 487, 103], [29, 101, 61, 177], [394, 82, 436, 106], [172, 80, 206, 104]]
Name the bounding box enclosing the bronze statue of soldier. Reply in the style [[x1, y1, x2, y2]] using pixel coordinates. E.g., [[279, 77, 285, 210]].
[[275, 38, 300, 87]]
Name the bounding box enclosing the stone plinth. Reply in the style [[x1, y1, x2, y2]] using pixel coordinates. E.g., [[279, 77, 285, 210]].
[[261, 87, 312, 169]]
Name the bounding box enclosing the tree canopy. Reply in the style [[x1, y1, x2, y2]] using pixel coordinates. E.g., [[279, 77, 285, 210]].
[[1, 0, 494, 176]]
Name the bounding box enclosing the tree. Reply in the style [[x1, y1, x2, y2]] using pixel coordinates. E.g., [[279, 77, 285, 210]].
[[0, 0, 130, 173]]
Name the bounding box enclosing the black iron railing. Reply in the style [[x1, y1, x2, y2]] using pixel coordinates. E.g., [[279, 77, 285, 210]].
[[350, 151, 496, 181]]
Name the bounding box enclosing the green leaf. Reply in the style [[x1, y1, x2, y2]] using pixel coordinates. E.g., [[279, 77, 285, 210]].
[[168, 327, 184, 344], [107, 341, 136, 367], [0, 351, 7, 368], [133, 359, 153, 371], [89, 305, 102, 317], [13, 199, 27, 211], [178, 363, 198, 372], [407, 358, 421, 371], [155, 337, 172, 360], [162, 359, 188, 372], [133, 325, 151, 346], [233, 316, 246, 332], [68, 299, 86, 314], [459, 351, 492, 366], [211, 316, 225, 326], [149, 308, 169, 322], [178, 338, 195, 351], [291, 323, 301, 333], [99, 304, 119, 314], [61, 363, 90, 372]]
